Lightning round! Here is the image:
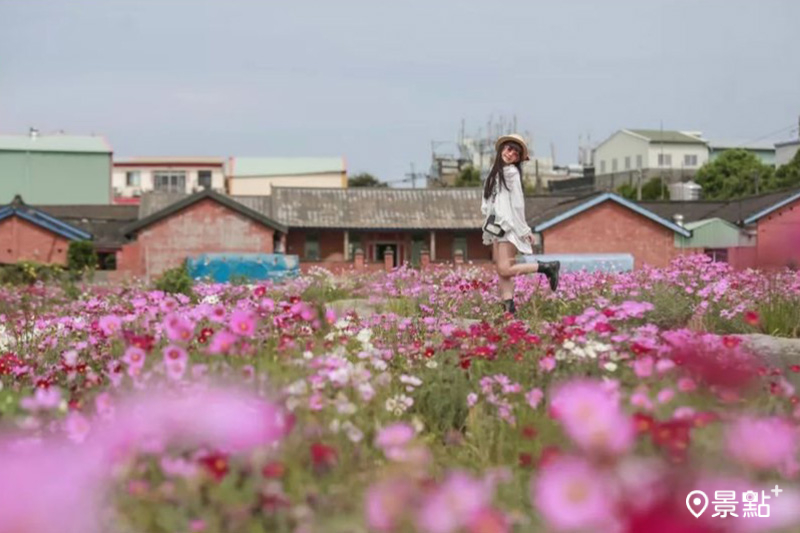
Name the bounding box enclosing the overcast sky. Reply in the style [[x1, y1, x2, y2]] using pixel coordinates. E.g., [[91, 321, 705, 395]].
[[1, 0, 798, 185]]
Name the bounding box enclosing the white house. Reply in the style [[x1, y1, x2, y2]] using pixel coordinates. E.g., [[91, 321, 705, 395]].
[[112, 157, 226, 204], [592, 129, 709, 190]]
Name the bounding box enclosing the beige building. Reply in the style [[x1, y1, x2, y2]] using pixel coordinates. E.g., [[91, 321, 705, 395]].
[[112, 157, 225, 203], [226, 157, 347, 196], [592, 129, 709, 191]]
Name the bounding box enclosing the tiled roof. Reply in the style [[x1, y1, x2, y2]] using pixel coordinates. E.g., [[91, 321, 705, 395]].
[[0, 196, 93, 241], [270, 187, 486, 229], [627, 129, 707, 145], [36, 205, 139, 249], [0, 134, 112, 153]]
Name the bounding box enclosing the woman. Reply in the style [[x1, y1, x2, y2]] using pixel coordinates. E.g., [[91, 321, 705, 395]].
[[481, 133, 560, 315]]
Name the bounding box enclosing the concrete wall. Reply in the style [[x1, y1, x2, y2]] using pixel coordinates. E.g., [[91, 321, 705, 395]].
[[117, 198, 275, 278], [112, 165, 225, 199], [0, 216, 70, 265], [541, 201, 692, 268], [0, 151, 111, 204], [753, 196, 800, 269], [227, 173, 347, 196]]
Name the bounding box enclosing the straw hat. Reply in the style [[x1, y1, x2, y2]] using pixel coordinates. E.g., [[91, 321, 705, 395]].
[[495, 133, 530, 161]]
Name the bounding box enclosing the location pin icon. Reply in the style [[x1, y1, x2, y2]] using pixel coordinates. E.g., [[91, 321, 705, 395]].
[[686, 490, 709, 518]]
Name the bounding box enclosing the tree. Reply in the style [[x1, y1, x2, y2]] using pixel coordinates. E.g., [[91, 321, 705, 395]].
[[774, 149, 800, 190], [616, 178, 669, 201], [67, 240, 98, 273], [348, 172, 388, 188], [694, 149, 775, 200], [454, 166, 481, 187]]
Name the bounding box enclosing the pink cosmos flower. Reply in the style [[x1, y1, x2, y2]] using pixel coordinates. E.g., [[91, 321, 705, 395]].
[[526, 388, 544, 409], [416, 471, 493, 533], [208, 330, 237, 354], [98, 315, 121, 336], [95, 392, 114, 420], [163, 344, 188, 380], [21, 387, 61, 411], [163, 314, 195, 343], [532, 455, 613, 531], [633, 357, 653, 378], [539, 356, 556, 373], [123, 346, 146, 369], [726, 416, 797, 470], [229, 309, 257, 337], [551, 379, 634, 456], [209, 304, 227, 323], [375, 423, 415, 460]]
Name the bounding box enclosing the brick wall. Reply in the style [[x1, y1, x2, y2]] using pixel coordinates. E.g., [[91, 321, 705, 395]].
[[754, 197, 800, 269], [541, 201, 681, 269], [0, 216, 70, 265], [117, 198, 275, 278]]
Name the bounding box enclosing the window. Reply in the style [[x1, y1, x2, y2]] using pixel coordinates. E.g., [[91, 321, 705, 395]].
[[658, 154, 672, 167], [704, 248, 728, 263], [612, 158, 618, 172], [153, 171, 187, 193], [304, 234, 320, 261], [624, 156, 631, 170], [198, 170, 212, 189], [684, 154, 698, 167], [600, 160, 606, 174], [125, 171, 141, 187], [453, 234, 468, 261], [636, 155, 643, 169]]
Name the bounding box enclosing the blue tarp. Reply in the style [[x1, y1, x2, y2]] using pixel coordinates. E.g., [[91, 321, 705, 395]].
[[186, 253, 300, 283], [518, 253, 634, 273]]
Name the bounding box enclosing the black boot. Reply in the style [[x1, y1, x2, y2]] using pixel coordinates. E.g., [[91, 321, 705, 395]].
[[538, 261, 561, 291], [502, 298, 516, 315]]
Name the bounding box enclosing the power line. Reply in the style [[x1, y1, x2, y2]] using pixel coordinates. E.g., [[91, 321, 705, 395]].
[[733, 124, 797, 148]]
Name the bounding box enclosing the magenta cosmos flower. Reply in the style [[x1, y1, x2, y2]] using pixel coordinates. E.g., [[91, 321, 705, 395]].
[[416, 471, 493, 533], [229, 309, 257, 337], [726, 416, 797, 470], [551, 379, 634, 456], [532, 455, 614, 531]]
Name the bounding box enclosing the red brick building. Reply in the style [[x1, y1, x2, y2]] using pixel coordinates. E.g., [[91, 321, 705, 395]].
[[117, 190, 287, 278], [267, 187, 494, 271], [0, 195, 92, 265], [532, 193, 695, 268], [742, 190, 800, 269]]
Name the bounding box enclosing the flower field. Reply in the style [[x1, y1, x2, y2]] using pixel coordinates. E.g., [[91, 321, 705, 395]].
[[2, 254, 800, 532]]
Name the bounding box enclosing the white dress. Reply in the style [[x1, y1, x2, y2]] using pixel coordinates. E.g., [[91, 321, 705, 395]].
[[481, 165, 533, 254]]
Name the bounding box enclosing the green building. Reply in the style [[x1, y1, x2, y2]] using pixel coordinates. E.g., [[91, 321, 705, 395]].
[[0, 132, 112, 204]]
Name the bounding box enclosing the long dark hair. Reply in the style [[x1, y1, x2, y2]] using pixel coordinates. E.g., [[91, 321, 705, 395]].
[[483, 141, 523, 199]]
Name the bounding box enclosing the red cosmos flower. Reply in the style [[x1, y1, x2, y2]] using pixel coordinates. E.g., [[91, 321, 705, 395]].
[[261, 461, 286, 479], [791, 365, 800, 373], [650, 419, 692, 462], [521, 426, 537, 440], [253, 285, 267, 298], [632, 412, 655, 435], [310, 442, 338, 472], [197, 327, 214, 344], [692, 411, 719, 428], [594, 321, 616, 334], [0, 353, 22, 376], [743, 310, 760, 326], [630, 342, 652, 356], [199, 452, 230, 482], [424, 347, 435, 358], [518, 452, 534, 468], [721, 336, 741, 349]]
